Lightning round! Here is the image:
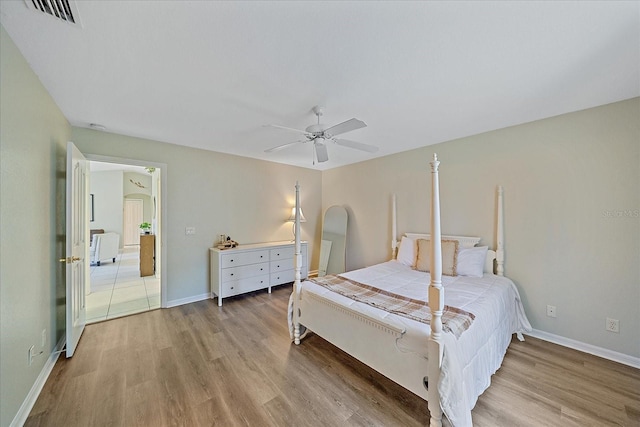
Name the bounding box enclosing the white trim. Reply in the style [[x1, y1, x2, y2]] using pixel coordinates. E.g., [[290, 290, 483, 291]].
[[167, 292, 210, 308], [526, 329, 640, 369], [10, 336, 65, 427]]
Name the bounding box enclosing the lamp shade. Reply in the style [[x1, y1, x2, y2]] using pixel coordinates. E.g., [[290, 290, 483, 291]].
[[287, 207, 307, 223]]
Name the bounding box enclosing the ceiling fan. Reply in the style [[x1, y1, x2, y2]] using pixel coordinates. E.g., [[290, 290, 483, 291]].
[[265, 106, 378, 163]]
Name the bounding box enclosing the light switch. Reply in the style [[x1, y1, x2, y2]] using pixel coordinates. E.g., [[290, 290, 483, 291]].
[[185, 227, 196, 235]]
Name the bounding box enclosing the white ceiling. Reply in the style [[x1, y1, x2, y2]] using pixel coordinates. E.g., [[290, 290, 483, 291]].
[[1, 1, 638, 170]]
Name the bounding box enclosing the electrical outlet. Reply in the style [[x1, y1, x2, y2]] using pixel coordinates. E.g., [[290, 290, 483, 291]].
[[41, 329, 46, 347], [185, 227, 196, 235], [28, 345, 34, 366], [546, 305, 556, 318], [606, 318, 619, 333]]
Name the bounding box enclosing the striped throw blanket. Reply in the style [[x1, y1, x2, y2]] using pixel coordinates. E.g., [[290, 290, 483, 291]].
[[309, 275, 475, 339]]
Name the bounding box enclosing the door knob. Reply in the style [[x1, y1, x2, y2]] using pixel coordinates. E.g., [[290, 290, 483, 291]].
[[59, 256, 81, 263]]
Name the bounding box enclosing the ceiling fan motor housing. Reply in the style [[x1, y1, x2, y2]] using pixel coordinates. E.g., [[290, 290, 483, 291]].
[[265, 105, 376, 163], [305, 123, 325, 134], [306, 105, 326, 135]]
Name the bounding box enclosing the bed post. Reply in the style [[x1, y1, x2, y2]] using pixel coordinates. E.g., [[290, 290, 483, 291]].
[[496, 185, 505, 276], [428, 154, 444, 427], [391, 194, 398, 260], [293, 181, 303, 345]]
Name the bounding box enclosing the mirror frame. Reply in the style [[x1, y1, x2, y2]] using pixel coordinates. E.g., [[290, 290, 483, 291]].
[[319, 205, 348, 276]]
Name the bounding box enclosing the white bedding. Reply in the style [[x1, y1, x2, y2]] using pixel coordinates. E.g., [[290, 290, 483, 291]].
[[297, 260, 531, 426]]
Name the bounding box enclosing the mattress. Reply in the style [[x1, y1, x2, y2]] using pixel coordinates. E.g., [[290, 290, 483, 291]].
[[298, 260, 531, 425]]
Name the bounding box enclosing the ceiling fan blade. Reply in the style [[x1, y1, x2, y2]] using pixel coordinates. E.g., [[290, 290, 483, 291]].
[[323, 118, 367, 137], [314, 141, 329, 163], [264, 140, 304, 153], [264, 124, 312, 136], [334, 138, 379, 153]]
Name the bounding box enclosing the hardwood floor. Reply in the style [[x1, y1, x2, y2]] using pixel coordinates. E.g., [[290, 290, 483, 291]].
[[26, 285, 640, 426]]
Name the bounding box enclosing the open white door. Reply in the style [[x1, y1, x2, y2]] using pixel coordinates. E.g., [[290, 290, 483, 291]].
[[65, 142, 88, 357]]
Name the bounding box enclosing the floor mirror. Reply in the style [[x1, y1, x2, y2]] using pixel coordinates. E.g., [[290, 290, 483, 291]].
[[318, 206, 348, 276]]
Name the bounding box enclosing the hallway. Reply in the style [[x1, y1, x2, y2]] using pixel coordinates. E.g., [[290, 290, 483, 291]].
[[86, 246, 160, 323]]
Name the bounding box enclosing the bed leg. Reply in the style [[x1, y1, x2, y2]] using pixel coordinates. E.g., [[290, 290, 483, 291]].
[[517, 332, 525, 341], [429, 396, 443, 427], [428, 347, 443, 427], [294, 324, 301, 345]]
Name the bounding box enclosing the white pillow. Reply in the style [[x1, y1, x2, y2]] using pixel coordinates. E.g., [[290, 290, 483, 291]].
[[396, 236, 416, 267], [456, 246, 488, 277]]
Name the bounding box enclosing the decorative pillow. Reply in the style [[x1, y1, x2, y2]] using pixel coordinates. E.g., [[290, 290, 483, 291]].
[[457, 246, 488, 277], [415, 239, 459, 276], [396, 236, 416, 267]]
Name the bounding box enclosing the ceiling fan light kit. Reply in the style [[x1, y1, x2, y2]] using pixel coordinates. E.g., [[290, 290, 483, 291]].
[[265, 105, 378, 164]]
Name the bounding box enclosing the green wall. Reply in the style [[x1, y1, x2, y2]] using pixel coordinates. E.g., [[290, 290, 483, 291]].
[[0, 25, 70, 427], [71, 127, 323, 304], [323, 98, 640, 358]]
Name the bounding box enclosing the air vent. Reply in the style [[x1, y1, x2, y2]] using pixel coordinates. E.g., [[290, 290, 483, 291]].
[[24, 0, 82, 26]]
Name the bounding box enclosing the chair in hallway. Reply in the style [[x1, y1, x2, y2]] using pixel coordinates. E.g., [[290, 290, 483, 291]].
[[90, 232, 120, 266]]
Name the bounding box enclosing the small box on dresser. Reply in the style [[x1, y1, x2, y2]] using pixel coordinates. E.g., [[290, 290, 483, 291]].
[[210, 241, 308, 306]]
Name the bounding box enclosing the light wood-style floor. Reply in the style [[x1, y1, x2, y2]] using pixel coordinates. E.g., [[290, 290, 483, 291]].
[[26, 285, 640, 426]]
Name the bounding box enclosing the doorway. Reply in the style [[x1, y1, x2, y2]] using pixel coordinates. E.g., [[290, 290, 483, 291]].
[[84, 156, 167, 322]]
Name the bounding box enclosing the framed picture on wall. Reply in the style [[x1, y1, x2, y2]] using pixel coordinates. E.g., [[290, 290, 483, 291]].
[[90, 194, 95, 222]]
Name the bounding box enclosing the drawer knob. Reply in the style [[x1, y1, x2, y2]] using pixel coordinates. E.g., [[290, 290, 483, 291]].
[[230, 273, 234, 276], [230, 259, 234, 262], [231, 286, 234, 289], [260, 268, 263, 271]]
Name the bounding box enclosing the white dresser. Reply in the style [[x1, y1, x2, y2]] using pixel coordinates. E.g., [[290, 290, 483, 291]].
[[210, 241, 308, 306]]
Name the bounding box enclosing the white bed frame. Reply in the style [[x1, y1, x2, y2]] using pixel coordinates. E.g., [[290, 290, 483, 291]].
[[291, 155, 505, 426]]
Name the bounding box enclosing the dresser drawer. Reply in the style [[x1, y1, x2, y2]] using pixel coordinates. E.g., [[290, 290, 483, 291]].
[[270, 270, 294, 285], [270, 250, 307, 272], [270, 246, 295, 260], [270, 265, 308, 286], [222, 275, 269, 297], [220, 250, 268, 268], [271, 248, 307, 272], [270, 258, 294, 273], [221, 262, 268, 282]]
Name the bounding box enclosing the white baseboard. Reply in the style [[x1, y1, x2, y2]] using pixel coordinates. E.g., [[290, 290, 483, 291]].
[[526, 329, 640, 369], [11, 336, 65, 427], [165, 292, 210, 308]]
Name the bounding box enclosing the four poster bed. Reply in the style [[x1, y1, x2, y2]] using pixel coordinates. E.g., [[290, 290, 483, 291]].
[[289, 155, 531, 427]]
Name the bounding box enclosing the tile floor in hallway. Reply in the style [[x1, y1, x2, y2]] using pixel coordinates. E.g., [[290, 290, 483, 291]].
[[86, 245, 160, 323]]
